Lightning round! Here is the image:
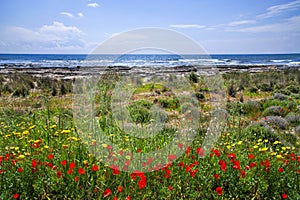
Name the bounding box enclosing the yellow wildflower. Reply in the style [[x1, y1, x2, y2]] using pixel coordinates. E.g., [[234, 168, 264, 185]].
[[258, 139, 262, 142], [102, 143, 108, 148], [237, 141, 242, 145], [276, 155, 283, 159], [264, 139, 268, 143], [253, 145, 258, 149], [18, 155, 25, 159]]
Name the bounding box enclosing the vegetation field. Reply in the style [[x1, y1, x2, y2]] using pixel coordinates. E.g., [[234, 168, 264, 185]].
[[0, 69, 299, 199]]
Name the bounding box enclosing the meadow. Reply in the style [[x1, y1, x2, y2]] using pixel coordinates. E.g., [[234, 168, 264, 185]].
[[0, 69, 299, 199]]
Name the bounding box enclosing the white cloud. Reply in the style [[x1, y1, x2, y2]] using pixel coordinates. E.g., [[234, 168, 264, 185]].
[[258, 0, 300, 18], [169, 24, 206, 29], [60, 12, 74, 18], [78, 12, 84, 17], [0, 22, 92, 53], [229, 15, 300, 33], [87, 2, 99, 8], [228, 20, 256, 26]]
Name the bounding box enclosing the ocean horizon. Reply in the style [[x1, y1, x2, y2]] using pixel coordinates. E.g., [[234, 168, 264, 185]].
[[1, 53, 300, 68]]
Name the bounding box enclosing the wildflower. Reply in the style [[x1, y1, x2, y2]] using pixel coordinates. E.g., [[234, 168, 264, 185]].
[[214, 174, 220, 179], [61, 160, 67, 167], [178, 143, 183, 149], [113, 196, 118, 200], [78, 168, 85, 175], [18, 155, 25, 159], [32, 159, 37, 168], [67, 169, 73, 175], [227, 153, 236, 160], [74, 176, 78, 182], [216, 187, 223, 195], [104, 188, 112, 198], [196, 147, 204, 156], [168, 185, 173, 191], [253, 145, 258, 149], [248, 154, 255, 160], [47, 154, 54, 159], [69, 161, 75, 169], [17, 167, 23, 173], [117, 186, 123, 192], [232, 160, 241, 170], [57, 170, 62, 178], [125, 196, 131, 200], [185, 146, 191, 156], [281, 194, 288, 199], [240, 170, 246, 178], [274, 141, 280, 145], [278, 167, 283, 173], [13, 194, 20, 199], [92, 165, 99, 171], [276, 155, 283, 159], [168, 154, 177, 162]]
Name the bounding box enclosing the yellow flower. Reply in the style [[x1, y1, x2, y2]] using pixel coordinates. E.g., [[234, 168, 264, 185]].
[[274, 141, 280, 145], [276, 155, 283, 159], [61, 130, 71, 134], [102, 143, 108, 148], [28, 125, 36, 130], [62, 144, 69, 148], [109, 134, 114, 137], [83, 160, 88, 165], [15, 147, 19, 151], [50, 125, 57, 129], [285, 146, 290, 150], [25, 152, 31, 156], [259, 147, 268, 152], [264, 139, 268, 143], [253, 145, 258, 149], [44, 145, 49, 149], [22, 130, 29, 135], [257, 139, 262, 143], [67, 137, 79, 141], [270, 152, 277, 156], [281, 147, 286, 151], [125, 136, 129, 142], [226, 145, 231, 149], [125, 155, 131, 160], [18, 155, 25, 159], [237, 141, 242, 145]]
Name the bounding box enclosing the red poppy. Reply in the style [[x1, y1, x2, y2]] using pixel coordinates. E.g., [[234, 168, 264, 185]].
[[147, 157, 154, 165], [168, 185, 173, 191], [74, 176, 78, 182], [278, 167, 284, 173], [104, 188, 112, 197], [137, 148, 141, 153], [17, 167, 23, 173], [248, 154, 255, 160], [265, 159, 270, 168], [185, 146, 191, 156], [67, 169, 73, 175], [47, 154, 54, 159], [113, 196, 118, 200], [32, 159, 37, 168], [57, 170, 62, 178], [125, 196, 131, 200], [117, 186, 123, 192], [69, 161, 75, 169], [92, 165, 99, 171], [138, 179, 146, 189], [227, 153, 236, 160], [13, 194, 19, 199], [178, 143, 183, 149], [178, 162, 185, 167], [168, 154, 177, 162], [240, 170, 246, 178], [196, 147, 204, 156], [212, 149, 221, 157], [78, 168, 85, 175], [232, 160, 241, 170], [214, 174, 220, 179], [61, 160, 67, 167], [281, 194, 288, 199], [216, 186, 223, 195]]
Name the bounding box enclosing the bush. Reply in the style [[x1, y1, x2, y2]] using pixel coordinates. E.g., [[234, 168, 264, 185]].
[[242, 100, 260, 114], [258, 83, 273, 92], [195, 92, 205, 101], [286, 85, 300, 94], [273, 93, 288, 101], [285, 113, 300, 125], [263, 106, 287, 117], [296, 125, 300, 134], [189, 72, 198, 83], [260, 116, 288, 130]]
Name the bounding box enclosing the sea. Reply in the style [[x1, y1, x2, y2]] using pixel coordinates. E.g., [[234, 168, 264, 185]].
[[0, 53, 300, 68]]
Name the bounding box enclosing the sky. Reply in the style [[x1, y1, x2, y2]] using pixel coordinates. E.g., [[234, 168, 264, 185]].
[[0, 0, 300, 54]]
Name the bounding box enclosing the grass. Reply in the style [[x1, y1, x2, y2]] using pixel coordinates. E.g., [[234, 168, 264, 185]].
[[0, 69, 299, 199]]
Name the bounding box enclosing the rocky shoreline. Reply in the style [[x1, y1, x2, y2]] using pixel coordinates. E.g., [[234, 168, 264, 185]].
[[0, 65, 299, 80]]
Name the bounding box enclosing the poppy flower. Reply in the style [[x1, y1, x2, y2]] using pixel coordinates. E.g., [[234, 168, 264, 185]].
[[168, 154, 177, 162], [57, 170, 62, 178], [117, 186, 123, 192], [232, 160, 241, 170], [248, 154, 255, 160], [227, 153, 236, 160], [67, 169, 73, 175], [178, 143, 183, 149], [78, 168, 85, 175], [69, 161, 75, 169], [61, 160, 67, 167], [13, 194, 19, 199], [47, 154, 54, 159], [216, 187, 223, 195], [196, 147, 204, 156], [125, 196, 131, 200], [92, 165, 99, 171], [240, 170, 246, 178], [74, 176, 78, 182], [138, 179, 146, 189], [214, 174, 220, 179], [278, 167, 283, 173], [104, 188, 112, 197], [168, 185, 173, 191], [113, 196, 118, 200], [281, 194, 288, 199], [17, 167, 23, 173], [32, 159, 37, 168], [185, 146, 191, 156]]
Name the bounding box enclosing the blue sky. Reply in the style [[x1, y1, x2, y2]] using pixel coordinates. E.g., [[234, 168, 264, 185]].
[[0, 0, 300, 54]]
